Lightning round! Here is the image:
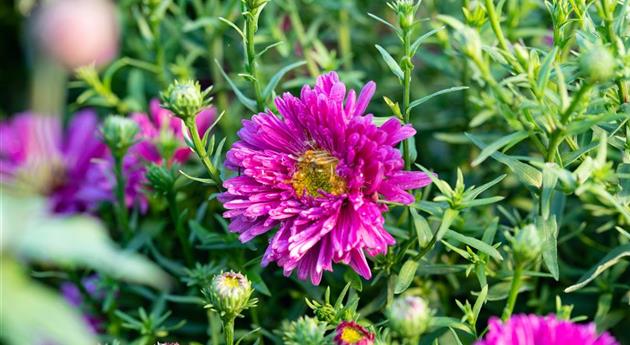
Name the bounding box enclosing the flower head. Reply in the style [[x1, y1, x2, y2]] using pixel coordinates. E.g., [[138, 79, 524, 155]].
[[334, 321, 374, 345], [205, 271, 256, 318], [476, 314, 619, 345], [0, 111, 110, 214], [386, 296, 431, 339], [282, 316, 328, 345], [220, 72, 431, 284]]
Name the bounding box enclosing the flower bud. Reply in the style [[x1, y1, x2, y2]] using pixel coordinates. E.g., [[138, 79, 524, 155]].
[[205, 271, 256, 319], [579, 46, 615, 83], [282, 316, 328, 345], [145, 164, 176, 195], [455, 26, 482, 61], [462, 1, 487, 28], [388, 0, 417, 30], [513, 43, 529, 67], [161, 80, 212, 120], [334, 321, 375, 345], [101, 115, 139, 158], [511, 224, 542, 262], [386, 296, 431, 339]]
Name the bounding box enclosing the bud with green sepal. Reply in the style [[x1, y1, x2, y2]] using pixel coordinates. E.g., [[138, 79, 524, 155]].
[[387, 0, 420, 31], [510, 224, 542, 263], [579, 45, 615, 83], [203, 271, 257, 345], [101, 115, 139, 159], [281, 316, 329, 345], [160, 80, 212, 120], [145, 164, 177, 197], [386, 295, 432, 343]]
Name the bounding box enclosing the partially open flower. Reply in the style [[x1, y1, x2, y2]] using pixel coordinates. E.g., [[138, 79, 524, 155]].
[[334, 321, 375, 345], [205, 271, 256, 319], [386, 296, 431, 339]]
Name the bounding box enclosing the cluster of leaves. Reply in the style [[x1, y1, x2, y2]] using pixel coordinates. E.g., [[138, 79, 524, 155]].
[[1, 0, 628, 344]]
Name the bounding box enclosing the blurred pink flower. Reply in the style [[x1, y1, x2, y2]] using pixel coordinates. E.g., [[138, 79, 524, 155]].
[[35, 0, 119, 69], [0, 111, 110, 214]]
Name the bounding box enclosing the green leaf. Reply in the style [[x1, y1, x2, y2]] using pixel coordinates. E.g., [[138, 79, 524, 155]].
[[410, 207, 433, 247], [1, 193, 171, 289], [218, 17, 245, 40], [214, 60, 257, 112], [472, 285, 488, 324], [565, 244, 630, 293], [0, 259, 97, 345], [536, 47, 557, 92], [443, 230, 503, 261], [262, 61, 306, 99], [375, 45, 404, 80], [428, 317, 473, 334], [467, 134, 542, 188], [537, 215, 559, 280], [410, 26, 446, 55], [394, 259, 418, 294], [367, 13, 400, 34], [344, 270, 363, 292], [408, 86, 469, 111], [541, 164, 559, 219], [469, 131, 529, 167], [179, 169, 216, 185]]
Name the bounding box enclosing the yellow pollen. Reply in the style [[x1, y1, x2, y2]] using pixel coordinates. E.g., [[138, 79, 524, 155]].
[[223, 276, 240, 288], [340, 327, 364, 344], [291, 150, 346, 197]]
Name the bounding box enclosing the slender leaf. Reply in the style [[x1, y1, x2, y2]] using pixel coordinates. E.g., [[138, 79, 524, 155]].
[[408, 86, 469, 111], [375, 45, 404, 80], [565, 244, 630, 292]]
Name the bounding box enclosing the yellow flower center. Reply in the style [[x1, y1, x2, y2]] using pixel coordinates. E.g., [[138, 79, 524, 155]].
[[340, 326, 364, 344], [223, 276, 241, 289], [291, 150, 346, 197]]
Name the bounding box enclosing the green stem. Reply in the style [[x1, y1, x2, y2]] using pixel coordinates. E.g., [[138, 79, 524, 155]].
[[561, 82, 591, 124], [484, 0, 510, 52], [245, 10, 265, 111], [402, 29, 413, 170], [185, 118, 223, 187], [167, 191, 194, 266], [113, 156, 130, 240], [545, 131, 562, 163], [501, 262, 523, 321], [223, 317, 235, 345]]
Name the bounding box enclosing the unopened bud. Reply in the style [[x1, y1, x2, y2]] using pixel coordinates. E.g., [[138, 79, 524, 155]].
[[579, 46, 615, 83], [101, 115, 139, 158], [386, 296, 431, 339], [204, 271, 256, 319], [145, 164, 176, 195], [161, 80, 212, 120], [511, 224, 542, 262], [282, 316, 328, 345]]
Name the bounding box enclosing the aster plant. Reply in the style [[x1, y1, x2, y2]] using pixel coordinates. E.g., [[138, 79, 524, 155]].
[[1, 0, 629, 344]]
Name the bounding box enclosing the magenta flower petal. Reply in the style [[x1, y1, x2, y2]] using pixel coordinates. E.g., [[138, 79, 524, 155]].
[[221, 72, 431, 284], [476, 314, 620, 345]]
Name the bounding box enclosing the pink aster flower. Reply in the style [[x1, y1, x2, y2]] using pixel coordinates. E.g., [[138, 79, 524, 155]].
[[220, 72, 431, 285], [476, 314, 619, 345], [334, 321, 375, 345], [0, 111, 109, 214]]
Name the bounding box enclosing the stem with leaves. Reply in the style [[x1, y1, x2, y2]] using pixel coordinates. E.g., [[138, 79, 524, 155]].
[[401, 27, 413, 170], [185, 118, 223, 187], [167, 190, 193, 266], [244, 5, 265, 112]]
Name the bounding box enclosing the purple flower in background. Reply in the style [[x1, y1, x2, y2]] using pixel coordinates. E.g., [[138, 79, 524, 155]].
[[476, 314, 619, 345], [61, 275, 105, 333], [131, 98, 215, 165], [109, 99, 215, 212], [220, 72, 431, 284], [0, 111, 109, 214]]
